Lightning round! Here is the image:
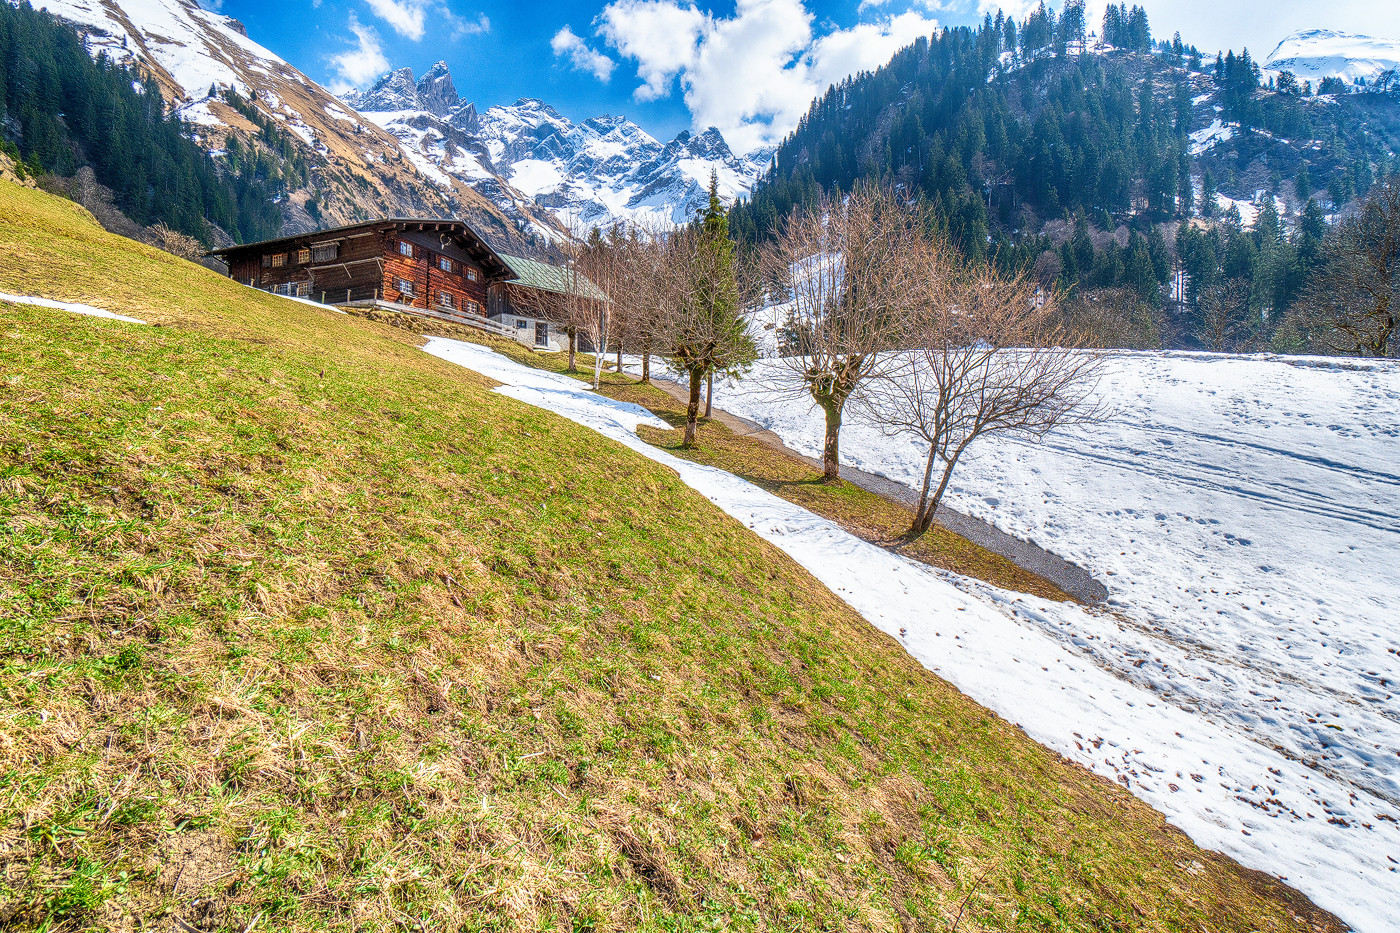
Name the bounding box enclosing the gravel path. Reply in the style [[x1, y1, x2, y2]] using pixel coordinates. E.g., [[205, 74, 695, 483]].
[[643, 378, 1109, 604]]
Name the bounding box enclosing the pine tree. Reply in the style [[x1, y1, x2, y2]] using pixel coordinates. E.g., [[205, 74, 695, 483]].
[[670, 172, 756, 446]]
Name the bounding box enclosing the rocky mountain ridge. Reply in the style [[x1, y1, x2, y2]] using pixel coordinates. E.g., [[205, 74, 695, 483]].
[[345, 62, 773, 228], [15, 0, 559, 250]]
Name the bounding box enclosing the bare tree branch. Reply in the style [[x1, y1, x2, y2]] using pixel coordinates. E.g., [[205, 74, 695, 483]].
[[864, 262, 1109, 539]]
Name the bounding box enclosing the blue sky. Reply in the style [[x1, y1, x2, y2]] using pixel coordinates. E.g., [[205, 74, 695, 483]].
[[215, 0, 1400, 152]]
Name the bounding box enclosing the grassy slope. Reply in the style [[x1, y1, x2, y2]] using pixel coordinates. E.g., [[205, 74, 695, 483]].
[[0, 181, 1341, 933], [344, 325, 1074, 602]]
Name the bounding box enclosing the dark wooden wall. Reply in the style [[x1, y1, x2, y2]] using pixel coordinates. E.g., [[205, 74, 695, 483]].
[[221, 223, 496, 309], [380, 232, 490, 313]]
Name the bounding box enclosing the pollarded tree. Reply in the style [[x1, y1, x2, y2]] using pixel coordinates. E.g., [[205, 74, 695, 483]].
[[866, 259, 1107, 539], [762, 183, 929, 482]]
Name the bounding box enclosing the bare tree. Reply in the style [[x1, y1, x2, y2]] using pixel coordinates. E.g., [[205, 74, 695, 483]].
[[763, 184, 928, 482], [146, 222, 206, 261], [1293, 176, 1400, 357], [1053, 287, 1168, 349], [597, 223, 663, 382], [513, 231, 612, 388], [866, 262, 1107, 539]]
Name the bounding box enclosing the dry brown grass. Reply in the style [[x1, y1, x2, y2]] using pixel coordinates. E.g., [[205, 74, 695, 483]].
[[0, 180, 1346, 933]]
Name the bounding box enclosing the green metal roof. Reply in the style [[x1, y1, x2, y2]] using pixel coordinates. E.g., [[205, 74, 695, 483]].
[[498, 253, 609, 303]]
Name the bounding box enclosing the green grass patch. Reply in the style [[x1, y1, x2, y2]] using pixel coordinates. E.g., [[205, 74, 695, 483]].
[[0, 180, 1342, 932]]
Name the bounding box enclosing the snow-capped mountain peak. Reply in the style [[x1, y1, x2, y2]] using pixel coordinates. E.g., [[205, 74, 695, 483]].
[[349, 62, 772, 228], [344, 67, 419, 113], [1265, 29, 1400, 87], [416, 61, 460, 117]]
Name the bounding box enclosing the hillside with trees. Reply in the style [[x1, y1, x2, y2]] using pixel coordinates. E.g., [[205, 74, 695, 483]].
[[0, 173, 1360, 933], [730, 2, 1400, 356], [0, 0, 284, 244]]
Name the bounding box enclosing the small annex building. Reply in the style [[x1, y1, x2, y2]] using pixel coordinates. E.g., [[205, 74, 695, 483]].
[[210, 218, 603, 353], [490, 253, 611, 352]]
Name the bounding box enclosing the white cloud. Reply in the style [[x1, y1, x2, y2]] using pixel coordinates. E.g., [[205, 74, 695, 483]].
[[364, 0, 427, 40], [598, 0, 709, 100], [329, 17, 391, 92], [552, 26, 617, 82], [442, 8, 490, 40], [590, 0, 939, 153], [985, 0, 1041, 24]]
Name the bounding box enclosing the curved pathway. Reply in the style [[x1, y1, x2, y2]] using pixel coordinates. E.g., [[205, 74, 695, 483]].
[[643, 379, 1109, 604]]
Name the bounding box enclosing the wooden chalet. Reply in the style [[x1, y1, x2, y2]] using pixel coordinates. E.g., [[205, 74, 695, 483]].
[[210, 218, 601, 349]]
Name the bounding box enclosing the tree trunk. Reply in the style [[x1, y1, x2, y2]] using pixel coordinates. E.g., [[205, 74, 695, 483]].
[[1366, 303, 1394, 357], [592, 345, 602, 390], [818, 395, 843, 482], [684, 368, 704, 447], [910, 446, 966, 540], [616, 340, 624, 375], [567, 327, 577, 372], [910, 446, 941, 536], [641, 342, 651, 383], [704, 371, 714, 418]]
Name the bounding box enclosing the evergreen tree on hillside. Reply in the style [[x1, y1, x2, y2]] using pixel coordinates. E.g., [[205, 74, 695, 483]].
[[728, 6, 1390, 353], [664, 172, 755, 446], [0, 0, 282, 244]]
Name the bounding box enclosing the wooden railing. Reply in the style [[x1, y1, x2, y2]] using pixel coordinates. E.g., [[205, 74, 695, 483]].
[[255, 285, 520, 341]]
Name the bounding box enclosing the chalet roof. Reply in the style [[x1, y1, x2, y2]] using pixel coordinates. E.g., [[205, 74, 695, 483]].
[[209, 217, 513, 280], [497, 253, 609, 303]]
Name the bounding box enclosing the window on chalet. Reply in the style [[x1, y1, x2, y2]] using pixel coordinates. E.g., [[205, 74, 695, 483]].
[[465, 268, 479, 282], [515, 318, 527, 329], [264, 252, 287, 268], [296, 248, 311, 264], [438, 256, 452, 273], [466, 299, 482, 315], [311, 243, 338, 262], [297, 282, 311, 298], [438, 291, 455, 310], [396, 277, 414, 296], [397, 240, 413, 257]]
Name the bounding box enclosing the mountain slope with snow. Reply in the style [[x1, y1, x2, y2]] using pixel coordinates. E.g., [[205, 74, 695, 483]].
[[13, 0, 558, 248], [1266, 29, 1400, 87], [347, 64, 772, 228]]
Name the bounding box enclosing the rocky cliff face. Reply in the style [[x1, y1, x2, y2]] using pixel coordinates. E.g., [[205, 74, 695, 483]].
[[347, 63, 773, 229]]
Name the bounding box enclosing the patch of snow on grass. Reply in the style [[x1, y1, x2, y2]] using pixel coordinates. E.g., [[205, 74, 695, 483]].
[[1190, 119, 1235, 155], [176, 100, 224, 127], [1, 292, 146, 324]]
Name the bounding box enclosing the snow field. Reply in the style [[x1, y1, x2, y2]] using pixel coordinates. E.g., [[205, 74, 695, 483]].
[[425, 338, 1400, 933], [701, 351, 1400, 812]]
